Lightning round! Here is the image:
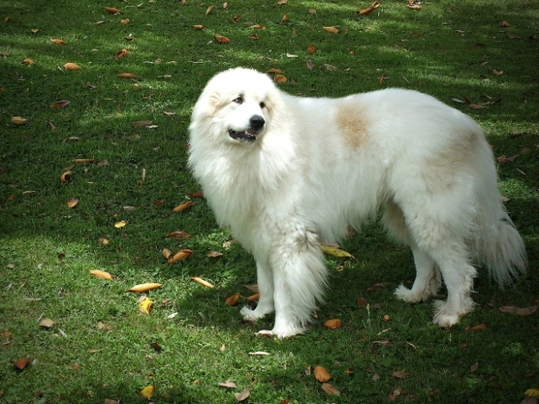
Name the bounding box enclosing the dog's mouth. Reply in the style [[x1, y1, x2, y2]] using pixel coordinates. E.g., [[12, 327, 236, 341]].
[[228, 129, 260, 143]]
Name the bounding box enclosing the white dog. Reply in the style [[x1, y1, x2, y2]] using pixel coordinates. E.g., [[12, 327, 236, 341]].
[[188, 68, 526, 338]]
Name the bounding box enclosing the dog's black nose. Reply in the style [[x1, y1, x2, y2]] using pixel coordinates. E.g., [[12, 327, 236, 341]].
[[249, 115, 265, 130]]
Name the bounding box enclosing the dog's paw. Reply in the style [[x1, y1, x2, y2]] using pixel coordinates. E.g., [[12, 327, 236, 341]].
[[256, 326, 305, 339], [432, 300, 460, 328], [240, 306, 269, 321], [394, 284, 424, 303]]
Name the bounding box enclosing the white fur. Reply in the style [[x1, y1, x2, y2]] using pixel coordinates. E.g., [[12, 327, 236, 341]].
[[188, 68, 527, 337]]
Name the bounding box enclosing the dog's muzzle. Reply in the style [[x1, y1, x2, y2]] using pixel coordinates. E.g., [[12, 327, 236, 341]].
[[228, 115, 265, 143]]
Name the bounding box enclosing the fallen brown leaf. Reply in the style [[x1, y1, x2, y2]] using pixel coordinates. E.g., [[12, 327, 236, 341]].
[[117, 72, 137, 79], [127, 283, 162, 293], [314, 365, 331, 382], [267, 67, 283, 74], [214, 34, 230, 44], [193, 24, 204, 30], [323, 26, 339, 34], [357, 1, 380, 15], [115, 48, 128, 59], [63, 62, 80, 71], [321, 383, 340, 396], [11, 116, 27, 125], [14, 357, 29, 370], [167, 249, 193, 264], [391, 370, 408, 378], [499, 305, 538, 316], [191, 276, 214, 288], [120, 18, 129, 24], [90, 269, 114, 280], [235, 387, 250, 402], [224, 292, 240, 306], [207, 251, 223, 258], [162, 248, 172, 260], [50, 38, 66, 45], [104, 7, 122, 14], [172, 200, 195, 212], [51, 100, 71, 108], [274, 74, 287, 83], [165, 231, 192, 240], [307, 44, 316, 54], [246, 293, 260, 302], [206, 5, 215, 15], [39, 318, 55, 328], [324, 319, 341, 330], [66, 197, 79, 208], [22, 58, 34, 64]]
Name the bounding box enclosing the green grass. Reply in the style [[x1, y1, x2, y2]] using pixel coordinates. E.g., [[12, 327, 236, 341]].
[[1, 0, 538, 402]]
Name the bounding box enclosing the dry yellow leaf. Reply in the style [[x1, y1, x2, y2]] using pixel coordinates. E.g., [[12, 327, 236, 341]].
[[324, 319, 342, 330], [22, 58, 34, 64], [120, 18, 129, 24], [321, 245, 354, 258], [60, 171, 72, 183], [172, 200, 195, 212], [127, 283, 162, 293], [191, 276, 214, 289], [64, 62, 81, 71], [321, 383, 340, 396], [139, 385, 155, 399], [50, 38, 66, 45], [117, 72, 137, 79], [90, 269, 114, 280], [138, 297, 153, 314], [274, 74, 287, 83], [525, 388, 539, 397], [98, 237, 110, 245], [11, 116, 27, 125], [167, 249, 193, 264], [323, 26, 339, 34], [314, 366, 331, 382], [114, 220, 127, 228], [193, 24, 204, 30], [31, 28, 39, 33], [281, 14, 289, 22], [225, 292, 240, 306], [39, 318, 55, 328], [206, 5, 215, 14], [214, 34, 230, 44], [66, 197, 79, 208]]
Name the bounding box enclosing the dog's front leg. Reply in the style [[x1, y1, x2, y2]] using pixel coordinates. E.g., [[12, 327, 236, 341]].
[[240, 260, 275, 321], [258, 229, 328, 338]]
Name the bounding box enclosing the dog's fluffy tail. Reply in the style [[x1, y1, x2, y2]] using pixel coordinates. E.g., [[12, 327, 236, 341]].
[[472, 183, 527, 287]]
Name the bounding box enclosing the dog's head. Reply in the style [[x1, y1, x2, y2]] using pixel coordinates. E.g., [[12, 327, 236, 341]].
[[190, 68, 280, 145]]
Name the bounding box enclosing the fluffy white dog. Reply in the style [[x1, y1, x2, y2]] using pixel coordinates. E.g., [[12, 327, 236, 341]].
[[188, 68, 526, 338]]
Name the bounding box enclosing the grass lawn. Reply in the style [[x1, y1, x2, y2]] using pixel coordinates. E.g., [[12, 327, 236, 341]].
[[1, 0, 538, 402]]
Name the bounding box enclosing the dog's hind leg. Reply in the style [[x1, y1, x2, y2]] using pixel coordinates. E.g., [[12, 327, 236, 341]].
[[428, 241, 477, 328], [383, 202, 441, 303], [240, 260, 275, 321], [395, 245, 441, 303]]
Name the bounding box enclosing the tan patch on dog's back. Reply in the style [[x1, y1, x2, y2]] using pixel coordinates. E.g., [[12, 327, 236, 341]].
[[335, 102, 370, 150]]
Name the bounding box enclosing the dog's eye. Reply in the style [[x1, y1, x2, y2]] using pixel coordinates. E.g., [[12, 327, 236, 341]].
[[233, 96, 243, 105], [259, 102, 266, 108]]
